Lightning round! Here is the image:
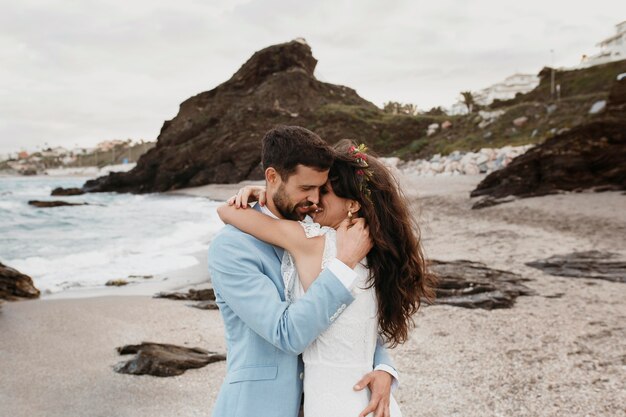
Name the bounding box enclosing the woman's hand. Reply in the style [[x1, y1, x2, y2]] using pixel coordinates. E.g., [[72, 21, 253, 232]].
[[227, 185, 267, 208]]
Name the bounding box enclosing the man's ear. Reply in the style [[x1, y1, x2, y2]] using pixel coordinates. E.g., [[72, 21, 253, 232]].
[[347, 200, 361, 214], [265, 167, 280, 185]]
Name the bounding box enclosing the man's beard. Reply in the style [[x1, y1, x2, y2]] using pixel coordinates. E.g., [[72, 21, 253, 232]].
[[273, 183, 311, 221]]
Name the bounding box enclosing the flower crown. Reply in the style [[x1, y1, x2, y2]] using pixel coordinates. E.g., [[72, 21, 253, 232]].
[[348, 144, 373, 200]]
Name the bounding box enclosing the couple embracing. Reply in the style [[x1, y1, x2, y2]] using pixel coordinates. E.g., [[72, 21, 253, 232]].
[[208, 126, 436, 417]]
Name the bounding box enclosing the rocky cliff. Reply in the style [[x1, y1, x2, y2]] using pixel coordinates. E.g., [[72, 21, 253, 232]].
[[82, 40, 430, 193], [470, 75, 626, 203]]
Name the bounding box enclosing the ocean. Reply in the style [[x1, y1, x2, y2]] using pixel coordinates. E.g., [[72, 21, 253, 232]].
[[0, 176, 223, 296]]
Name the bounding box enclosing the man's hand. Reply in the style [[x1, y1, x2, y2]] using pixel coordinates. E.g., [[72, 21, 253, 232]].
[[336, 217, 373, 269], [227, 185, 267, 208], [354, 370, 392, 417]]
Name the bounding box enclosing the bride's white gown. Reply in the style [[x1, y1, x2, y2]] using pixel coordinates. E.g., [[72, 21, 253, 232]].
[[281, 222, 402, 417]]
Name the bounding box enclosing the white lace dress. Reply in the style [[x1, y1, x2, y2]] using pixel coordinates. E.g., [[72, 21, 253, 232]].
[[281, 222, 402, 417]]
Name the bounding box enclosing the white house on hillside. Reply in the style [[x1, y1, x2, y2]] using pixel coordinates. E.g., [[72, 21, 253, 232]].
[[580, 20, 626, 67], [473, 73, 539, 106]]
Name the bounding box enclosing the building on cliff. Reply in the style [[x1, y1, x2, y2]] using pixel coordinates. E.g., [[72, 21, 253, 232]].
[[580, 20, 626, 68], [473, 73, 540, 106], [447, 73, 539, 114]]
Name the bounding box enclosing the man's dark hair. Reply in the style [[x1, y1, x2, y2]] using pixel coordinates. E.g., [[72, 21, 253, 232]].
[[261, 125, 334, 180]]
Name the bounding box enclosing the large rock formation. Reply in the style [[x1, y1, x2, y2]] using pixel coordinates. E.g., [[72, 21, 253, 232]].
[[470, 75, 626, 205], [82, 40, 430, 193]]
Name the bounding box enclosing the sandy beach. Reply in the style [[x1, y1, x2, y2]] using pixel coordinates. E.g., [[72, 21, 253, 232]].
[[1, 174, 625, 417]]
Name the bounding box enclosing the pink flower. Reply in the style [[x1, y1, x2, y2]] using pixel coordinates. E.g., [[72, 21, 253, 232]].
[[356, 169, 365, 176], [349, 146, 356, 153]]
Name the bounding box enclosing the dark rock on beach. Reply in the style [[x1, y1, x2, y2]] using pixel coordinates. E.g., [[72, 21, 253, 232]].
[[28, 200, 89, 208], [51, 187, 85, 196], [154, 288, 215, 301], [105, 279, 129, 286], [430, 260, 535, 309], [0, 263, 40, 301], [189, 300, 219, 310], [470, 75, 626, 207], [81, 39, 431, 194], [114, 342, 226, 377], [526, 251, 626, 283]]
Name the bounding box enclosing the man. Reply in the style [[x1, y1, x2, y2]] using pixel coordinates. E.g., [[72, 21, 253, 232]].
[[208, 126, 398, 417]]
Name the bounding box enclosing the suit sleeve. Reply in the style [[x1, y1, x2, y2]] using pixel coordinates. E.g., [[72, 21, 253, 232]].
[[374, 336, 400, 389], [208, 232, 355, 355]]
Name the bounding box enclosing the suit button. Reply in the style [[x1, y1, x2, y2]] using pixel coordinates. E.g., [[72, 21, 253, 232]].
[[299, 372, 304, 380]]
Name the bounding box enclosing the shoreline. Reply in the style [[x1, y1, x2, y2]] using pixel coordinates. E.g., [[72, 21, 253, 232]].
[[2, 174, 625, 416], [41, 250, 211, 300]]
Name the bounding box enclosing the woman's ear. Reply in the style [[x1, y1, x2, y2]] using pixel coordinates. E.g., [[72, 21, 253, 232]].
[[347, 200, 361, 214]]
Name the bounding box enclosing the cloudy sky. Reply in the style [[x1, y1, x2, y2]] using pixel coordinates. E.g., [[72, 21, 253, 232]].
[[0, 0, 623, 155]]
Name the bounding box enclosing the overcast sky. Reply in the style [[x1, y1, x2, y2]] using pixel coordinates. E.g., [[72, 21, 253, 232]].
[[0, 0, 623, 155]]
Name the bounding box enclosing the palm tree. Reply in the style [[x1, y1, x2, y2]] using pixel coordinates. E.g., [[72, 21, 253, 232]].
[[460, 91, 475, 113]]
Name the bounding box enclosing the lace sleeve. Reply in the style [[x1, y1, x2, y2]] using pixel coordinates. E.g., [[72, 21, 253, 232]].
[[299, 221, 322, 238]]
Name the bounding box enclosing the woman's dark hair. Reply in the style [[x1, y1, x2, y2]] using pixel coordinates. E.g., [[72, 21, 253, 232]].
[[329, 139, 437, 347], [261, 125, 334, 180]]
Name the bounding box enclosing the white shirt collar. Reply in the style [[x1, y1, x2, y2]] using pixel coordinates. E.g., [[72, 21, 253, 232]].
[[260, 204, 279, 219]]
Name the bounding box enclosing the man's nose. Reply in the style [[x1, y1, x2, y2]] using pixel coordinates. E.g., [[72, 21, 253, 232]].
[[308, 189, 320, 205]]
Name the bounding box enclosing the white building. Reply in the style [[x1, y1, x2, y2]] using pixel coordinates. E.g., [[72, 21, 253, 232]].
[[97, 139, 128, 152], [473, 73, 539, 106], [580, 20, 626, 68]]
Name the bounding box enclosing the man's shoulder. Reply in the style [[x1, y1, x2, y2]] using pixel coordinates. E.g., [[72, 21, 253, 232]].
[[211, 225, 272, 250]]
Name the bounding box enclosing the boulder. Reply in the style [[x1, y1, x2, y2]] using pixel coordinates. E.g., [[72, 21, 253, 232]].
[[114, 342, 226, 377], [0, 263, 40, 300]]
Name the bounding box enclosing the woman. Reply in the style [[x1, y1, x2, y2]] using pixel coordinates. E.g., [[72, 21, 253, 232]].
[[217, 140, 436, 417]]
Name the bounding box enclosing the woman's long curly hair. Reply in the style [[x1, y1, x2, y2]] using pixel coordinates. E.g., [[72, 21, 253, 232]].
[[329, 139, 437, 347]]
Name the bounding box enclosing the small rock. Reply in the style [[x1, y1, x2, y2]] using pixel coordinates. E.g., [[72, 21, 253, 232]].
[[589, 100, 607, 115], [190, 300, 219, 310], [154, 288, 216, 301], [28, 200, 88, 208], [513, 116, 528, 127], [51, 187, 85, 196], [427, 123, 439, 136], [106, 279, 129, 286]]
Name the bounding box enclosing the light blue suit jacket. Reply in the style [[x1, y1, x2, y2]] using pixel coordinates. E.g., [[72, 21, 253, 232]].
[[208, 206, 396, 417]]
